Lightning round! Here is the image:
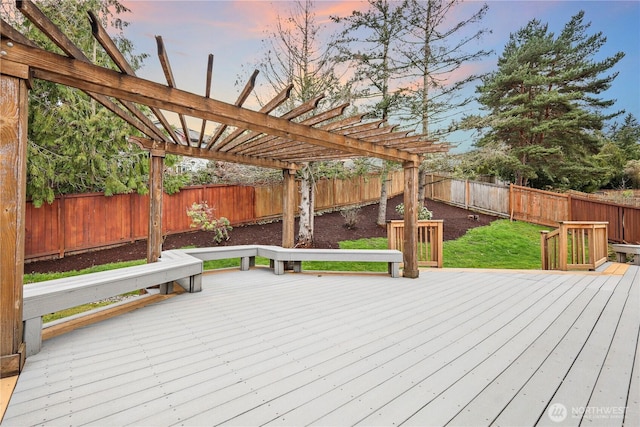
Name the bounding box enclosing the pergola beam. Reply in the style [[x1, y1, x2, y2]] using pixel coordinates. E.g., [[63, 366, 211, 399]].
[[197, 54, 214, 146], [208, 83, 293, 151], [130, 137, 298, 170], [156, 36, 191, 146], [89, 10, 179, 144], [205, 69, 258, 148], [217, 94, 325, 152], [233, 104, 349, 156], [15, 0, 169, 143]]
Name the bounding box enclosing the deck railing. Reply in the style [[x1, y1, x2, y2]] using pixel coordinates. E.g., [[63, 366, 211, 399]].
[[540, 221, 609, 271], [387, 220, 443, 268]]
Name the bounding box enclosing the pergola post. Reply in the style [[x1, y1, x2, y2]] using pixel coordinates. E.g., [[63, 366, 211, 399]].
[[282, 168, 296, 248], [147, 149, 165, 263], [0, 67, 29, 377], [403, 161, 420, 278]]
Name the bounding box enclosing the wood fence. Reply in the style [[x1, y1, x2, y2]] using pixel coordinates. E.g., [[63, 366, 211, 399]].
[[25, 170, 639, 261], [25, 171, 404, 261], [425, 174, 639, 245]]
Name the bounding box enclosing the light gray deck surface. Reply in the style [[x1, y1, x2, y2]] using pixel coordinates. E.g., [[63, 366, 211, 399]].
[[4, 266, 639, 426]]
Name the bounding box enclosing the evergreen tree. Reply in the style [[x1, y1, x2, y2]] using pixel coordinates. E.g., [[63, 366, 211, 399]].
[[596, 113, 640, 188], [2, 0, 149, 206], [466, 11, 624, 190]]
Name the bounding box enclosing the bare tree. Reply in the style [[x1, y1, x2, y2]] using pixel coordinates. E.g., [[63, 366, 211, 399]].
[[332, 0, 409, 226], [248, 0, 350, 246], [398, 0, 492, 203]]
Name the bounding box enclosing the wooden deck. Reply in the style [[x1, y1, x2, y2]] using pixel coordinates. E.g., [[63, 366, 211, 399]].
[[3, 265, 639, 426]]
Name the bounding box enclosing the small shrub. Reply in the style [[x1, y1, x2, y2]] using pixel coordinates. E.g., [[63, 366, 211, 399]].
[[186, 201, 232, 244], [341, 206, 361, 229], [395, 203, 432, 220]]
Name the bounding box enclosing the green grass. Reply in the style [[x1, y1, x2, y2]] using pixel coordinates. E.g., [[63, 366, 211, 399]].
[[202, 257, 271, 270], [442, 219, 548, 269]]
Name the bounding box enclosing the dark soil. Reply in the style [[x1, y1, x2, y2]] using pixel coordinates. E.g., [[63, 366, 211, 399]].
[[25, 195, 497, 274]]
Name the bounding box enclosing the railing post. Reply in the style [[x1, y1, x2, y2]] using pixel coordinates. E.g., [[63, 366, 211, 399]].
[[558, 222, 568, 271], [540, 230, 549, 270]]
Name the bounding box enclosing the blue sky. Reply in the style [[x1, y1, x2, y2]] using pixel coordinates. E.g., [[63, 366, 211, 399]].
[[119, 0, 640, 152]]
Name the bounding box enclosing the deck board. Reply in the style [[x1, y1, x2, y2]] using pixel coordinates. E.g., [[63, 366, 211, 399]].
[[3, 266, 638, 426]]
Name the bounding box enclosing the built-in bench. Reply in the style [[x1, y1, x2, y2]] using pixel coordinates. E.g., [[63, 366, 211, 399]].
[[22, 250, 202, 356], [611, 244, 640, 265], [182, 245, 403, 278], [22, 245, 402, 356]]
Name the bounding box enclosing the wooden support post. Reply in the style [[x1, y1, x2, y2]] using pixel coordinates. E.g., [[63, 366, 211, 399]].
[[282, 168, 296, 248], [0, 69, 29, 377], [403, 162, 420, 278], [147, 150, 165, 264]]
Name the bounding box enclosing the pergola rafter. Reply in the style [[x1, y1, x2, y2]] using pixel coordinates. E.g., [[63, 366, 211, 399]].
[[0, 0, 449, 376]]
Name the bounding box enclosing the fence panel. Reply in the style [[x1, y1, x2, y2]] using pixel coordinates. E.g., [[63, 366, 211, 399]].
[[425, 174, 452, 203], [571, 197, 640, 244], [254, 184, 283, 219], [468, 181, 510, 216], [62, 193, 133, 253], [24, 199, 60, 259], [510, 185, 569, 227]]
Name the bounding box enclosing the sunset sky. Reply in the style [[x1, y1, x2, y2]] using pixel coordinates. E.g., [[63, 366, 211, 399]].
[[119, 0, 640, 152]]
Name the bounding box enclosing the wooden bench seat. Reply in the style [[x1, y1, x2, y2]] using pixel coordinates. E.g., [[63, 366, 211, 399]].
[[23, 250, 202, 356], [180, 245, 403, 277], [256, 245, 403, 277], [611, 244, 640, 265]]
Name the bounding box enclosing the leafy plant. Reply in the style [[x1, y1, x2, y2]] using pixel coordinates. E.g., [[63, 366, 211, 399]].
[[340, 206, 361, 229], [186, 202, 232, 244], [395, 203, 432, 220]]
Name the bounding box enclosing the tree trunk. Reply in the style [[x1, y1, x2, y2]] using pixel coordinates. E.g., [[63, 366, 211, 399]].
[[417, 166, 426, 207], [297, 165, 313, 247], [377, 169, 389, 227]]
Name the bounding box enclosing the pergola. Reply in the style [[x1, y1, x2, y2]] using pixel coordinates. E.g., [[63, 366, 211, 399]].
[[0, 0, 449, 377]]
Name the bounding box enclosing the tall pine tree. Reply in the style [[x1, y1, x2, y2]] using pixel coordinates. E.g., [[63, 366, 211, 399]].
[[2, 0, 149, 206], [468, 11, 624, 190]]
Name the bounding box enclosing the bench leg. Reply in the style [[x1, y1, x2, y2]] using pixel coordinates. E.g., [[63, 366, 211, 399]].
[[159, 282, 174, 294], [191, 274, 202, 292], [174, 274, 202, 293], [633, 255, 640, 266], [292, 261, 302, 273], [240, 256, 250, 271], [616, 252, 627, 263], [24, 317, 43, 357], [389, 262, 400, 278], [273, 261, 285, 275]]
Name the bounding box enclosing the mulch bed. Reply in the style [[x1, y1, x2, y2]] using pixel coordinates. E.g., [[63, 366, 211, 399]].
[[25, 195, 497, 274]]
